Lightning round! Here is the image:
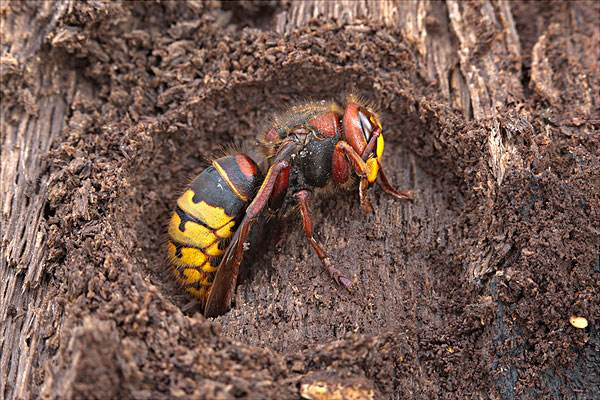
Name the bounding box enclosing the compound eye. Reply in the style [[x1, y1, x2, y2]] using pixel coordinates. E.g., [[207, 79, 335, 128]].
[[358, 110, 373, 141]]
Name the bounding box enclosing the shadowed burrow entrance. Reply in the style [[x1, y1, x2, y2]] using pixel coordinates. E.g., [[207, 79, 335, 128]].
[[131, 67, 466, 352]]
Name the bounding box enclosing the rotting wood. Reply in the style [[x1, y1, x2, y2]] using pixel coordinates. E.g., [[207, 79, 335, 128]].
[[1, 1, 598, 399], [1, 2, 74, 399]]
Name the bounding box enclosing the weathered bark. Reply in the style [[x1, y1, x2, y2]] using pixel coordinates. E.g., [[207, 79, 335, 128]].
[[1, 2, 74, 399], [1, 1, 598, 399]]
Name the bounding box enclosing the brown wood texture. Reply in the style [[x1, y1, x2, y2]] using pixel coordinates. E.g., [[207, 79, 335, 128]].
[[1, 1, 598, 399], [1, 2, 74, 398]]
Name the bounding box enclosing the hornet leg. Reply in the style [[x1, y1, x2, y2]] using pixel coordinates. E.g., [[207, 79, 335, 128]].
[[204, 158, 290, 317], [360, 125, 381, 160], [334, 141, 375, 213], [335, 141, 414, 208], [378, 167, 414, 201], [294, 190, 352, 290]]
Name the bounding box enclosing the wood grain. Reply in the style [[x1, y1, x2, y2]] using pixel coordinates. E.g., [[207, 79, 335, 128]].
[[1, 2, 73, 399], [1, 1, 597, 399]]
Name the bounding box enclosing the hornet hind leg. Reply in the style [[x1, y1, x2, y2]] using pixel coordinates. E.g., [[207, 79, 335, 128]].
[[294, 190, 353, 290], [204, 158, 291, 317]]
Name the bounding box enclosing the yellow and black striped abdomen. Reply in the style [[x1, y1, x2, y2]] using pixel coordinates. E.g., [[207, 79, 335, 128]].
[[167, 154, 263, 303]]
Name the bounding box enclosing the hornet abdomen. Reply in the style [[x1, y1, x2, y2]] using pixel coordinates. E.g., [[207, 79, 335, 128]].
[[167, 154, 263, 304]]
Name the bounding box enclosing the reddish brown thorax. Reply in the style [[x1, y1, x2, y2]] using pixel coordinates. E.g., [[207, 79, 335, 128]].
[[307, 111, 341, 138]]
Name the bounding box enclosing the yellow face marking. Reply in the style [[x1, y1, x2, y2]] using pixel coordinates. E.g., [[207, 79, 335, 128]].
[[169, 213, 216, 249], [177, 190, 234, 229], [204, 242, 224, 257], [366, 157, 379, 184], [213, 161, 248, 202], [369, 115, 381, 129], [376, 134, 384, 161], [216, 220, 236, 239]]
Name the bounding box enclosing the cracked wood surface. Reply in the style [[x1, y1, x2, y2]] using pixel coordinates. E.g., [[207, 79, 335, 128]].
[[1, 2, 73, 399], [1, 1, 598, 399], [0, 0, 529, 398]]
